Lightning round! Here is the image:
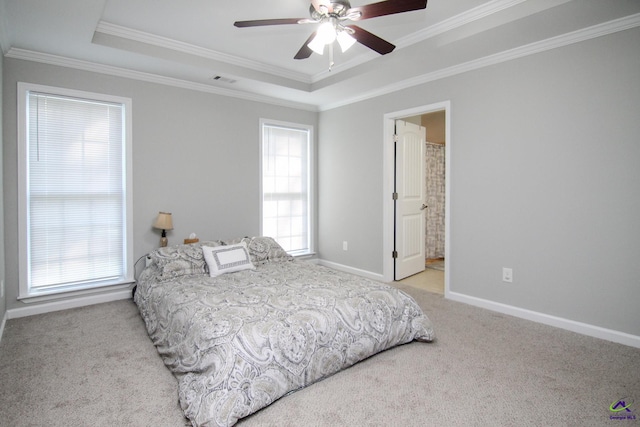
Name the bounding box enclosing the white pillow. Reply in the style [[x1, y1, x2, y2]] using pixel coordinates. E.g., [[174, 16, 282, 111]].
[[202, 243, 255, 277]]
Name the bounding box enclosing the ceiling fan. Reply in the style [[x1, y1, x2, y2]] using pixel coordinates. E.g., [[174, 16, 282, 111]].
[[234, 0, 428, 69]]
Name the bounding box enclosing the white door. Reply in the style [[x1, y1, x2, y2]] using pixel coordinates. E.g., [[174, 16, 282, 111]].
[[394, 120, 427, 280]]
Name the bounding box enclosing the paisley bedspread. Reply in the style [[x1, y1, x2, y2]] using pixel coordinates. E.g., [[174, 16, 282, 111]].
[[135, 257, 435, 426]]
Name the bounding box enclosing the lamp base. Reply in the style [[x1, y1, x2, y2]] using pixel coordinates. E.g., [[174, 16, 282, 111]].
[[160, 237, 168, 247]]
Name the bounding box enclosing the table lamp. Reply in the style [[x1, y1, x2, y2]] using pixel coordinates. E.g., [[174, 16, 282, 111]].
[[153, 212, 173, 247]]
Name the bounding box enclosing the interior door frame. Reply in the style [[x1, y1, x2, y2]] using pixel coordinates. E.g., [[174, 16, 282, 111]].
[[382, 101, 451, 297]]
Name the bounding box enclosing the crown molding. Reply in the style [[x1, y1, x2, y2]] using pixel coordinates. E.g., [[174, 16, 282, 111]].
[[318, 12, 640, 111], [396, 0, 532, 48], [6, 12, 639, 112], [5, 48, 318, 112], [95, 21, 312, 85], [310, 0, 542, 82]]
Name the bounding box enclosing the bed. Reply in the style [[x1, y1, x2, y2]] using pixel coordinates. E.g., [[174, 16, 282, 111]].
[[134, 236, 435, 427]]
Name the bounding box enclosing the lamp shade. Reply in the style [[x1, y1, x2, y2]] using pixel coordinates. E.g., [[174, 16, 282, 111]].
[[308, 34, 326, 55], [337, 31, 356, 52], [153, 212, 173, 230], [308, 21, 340, 55], [317, 21, 337, 44]]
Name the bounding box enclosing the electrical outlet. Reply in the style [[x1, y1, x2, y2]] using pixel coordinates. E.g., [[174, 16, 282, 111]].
[[502, 268, 513, 283], [343, 241, 348, 251]]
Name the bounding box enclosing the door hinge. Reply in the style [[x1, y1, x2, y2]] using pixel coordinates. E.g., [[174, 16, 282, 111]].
[[393, 134, 398, 143], [392, 192, 398, 200], [392, 250, 398, 259]]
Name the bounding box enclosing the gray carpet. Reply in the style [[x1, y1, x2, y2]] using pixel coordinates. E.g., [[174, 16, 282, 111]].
[[1, 284, 638, 427]]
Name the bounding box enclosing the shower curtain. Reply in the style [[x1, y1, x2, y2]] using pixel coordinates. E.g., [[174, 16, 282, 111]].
[[425, 142, 445, 259]]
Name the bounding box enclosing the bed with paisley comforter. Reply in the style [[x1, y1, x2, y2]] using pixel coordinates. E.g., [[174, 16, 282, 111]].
[[134, 236, 435, 427]]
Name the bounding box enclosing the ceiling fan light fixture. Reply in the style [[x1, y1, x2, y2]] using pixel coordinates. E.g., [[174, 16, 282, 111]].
[[235, 0, 428, 62], [308, 20, 338, 55], [317, 21, 337, 44], [337, 30, 356, 52]]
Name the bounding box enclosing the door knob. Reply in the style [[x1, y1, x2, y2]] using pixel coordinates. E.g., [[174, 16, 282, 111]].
[[420, 204, 428, 210]]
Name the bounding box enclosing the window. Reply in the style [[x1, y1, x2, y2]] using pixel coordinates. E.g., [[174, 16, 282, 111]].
[[18, 83, 133, 299], [260, 119, 313, 256]]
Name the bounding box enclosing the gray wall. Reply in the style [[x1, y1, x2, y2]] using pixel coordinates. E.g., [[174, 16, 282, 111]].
[[2, 27, 638, 339], [2, 58, 317, 311], [0, 50, 5, 323], [318, 27, 640, 336]]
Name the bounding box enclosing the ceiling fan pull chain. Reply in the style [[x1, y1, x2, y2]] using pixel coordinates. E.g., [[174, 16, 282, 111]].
[[329, 43, 335, 71]]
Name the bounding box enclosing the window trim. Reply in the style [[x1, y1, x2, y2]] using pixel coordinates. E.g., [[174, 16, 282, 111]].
[[17, 82, 134, 301], [259, 118, 315, 256]]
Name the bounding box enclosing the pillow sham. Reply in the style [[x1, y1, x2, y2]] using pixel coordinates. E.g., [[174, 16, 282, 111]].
[[224, 236, 293, 265], [149, 240, 223, 280], [202, 242, 256, 277]]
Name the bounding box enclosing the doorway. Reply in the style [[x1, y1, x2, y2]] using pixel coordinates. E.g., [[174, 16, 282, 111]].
[[382, 102, 451, 297], [415, 112, 447, 262]]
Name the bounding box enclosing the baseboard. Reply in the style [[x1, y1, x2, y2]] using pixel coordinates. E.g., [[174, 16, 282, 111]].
[[7, 289, 132, 320], [315, 260, 640, 349], [0, 310, 7, 345], [447, 291, 640, 349], [316, 259, 385, 282]]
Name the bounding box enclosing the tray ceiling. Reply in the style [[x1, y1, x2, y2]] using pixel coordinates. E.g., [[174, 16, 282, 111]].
[[1, 0, 639, 110]]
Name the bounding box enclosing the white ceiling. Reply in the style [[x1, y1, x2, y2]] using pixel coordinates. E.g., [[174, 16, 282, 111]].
[[1, 0, 639, 110]]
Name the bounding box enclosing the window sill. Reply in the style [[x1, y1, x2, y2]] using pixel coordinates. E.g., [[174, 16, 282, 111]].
[[18, 280, 134, 304], [293, 252, 317, 260]]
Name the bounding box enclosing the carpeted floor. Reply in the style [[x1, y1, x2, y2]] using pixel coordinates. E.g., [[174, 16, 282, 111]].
[[0, 283, 638, 426]]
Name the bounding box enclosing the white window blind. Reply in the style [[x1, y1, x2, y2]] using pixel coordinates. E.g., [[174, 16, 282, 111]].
[[261, 121, 313, 255], [19, 83, 133, 298]]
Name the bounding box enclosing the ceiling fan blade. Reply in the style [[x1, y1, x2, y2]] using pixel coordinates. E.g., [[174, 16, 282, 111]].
[[348, 0, 427, 21], [294, 31, 318, 59], [348, 25, 395, 55], [234, 18, 306, 28]]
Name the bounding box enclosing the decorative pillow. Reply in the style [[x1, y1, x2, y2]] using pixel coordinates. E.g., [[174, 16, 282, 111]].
[[202, 242, 256, 277], [224, 236, 293, 265], [149, 240, 223, 280]]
